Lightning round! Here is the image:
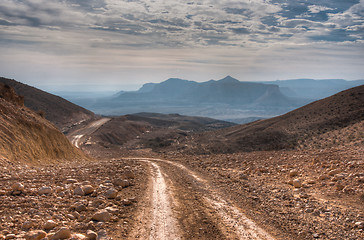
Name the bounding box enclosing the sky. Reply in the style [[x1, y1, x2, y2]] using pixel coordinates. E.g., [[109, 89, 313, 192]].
[[0, 0, 363, 92]]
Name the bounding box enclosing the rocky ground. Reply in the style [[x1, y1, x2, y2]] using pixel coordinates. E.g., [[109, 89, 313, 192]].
[[0, 158, 147, 240], [165, 145, 364, 240]]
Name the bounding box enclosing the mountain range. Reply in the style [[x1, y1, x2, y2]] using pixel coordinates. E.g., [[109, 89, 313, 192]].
[[74, 76, 363, 123]]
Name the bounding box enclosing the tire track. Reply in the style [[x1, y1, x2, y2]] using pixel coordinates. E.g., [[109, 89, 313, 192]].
[[128, 158, 274, 240]]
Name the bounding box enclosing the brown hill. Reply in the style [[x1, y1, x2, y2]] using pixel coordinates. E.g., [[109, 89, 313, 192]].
[[178, 85, 364, 153], [0, 77, 95, 132], [0, 83, 86, 163], [87, 113, 235, 150]]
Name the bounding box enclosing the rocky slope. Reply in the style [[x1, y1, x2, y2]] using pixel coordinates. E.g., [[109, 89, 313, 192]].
[[0, 83, 85, 163], [178, 85, 364, 153], [0, 77, 95, 132]]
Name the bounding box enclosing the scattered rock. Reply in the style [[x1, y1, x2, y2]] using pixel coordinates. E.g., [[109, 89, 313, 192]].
[[24, 230, 47, 240], [66, 179, 78, 184], [38, 186, 52, 195], [21, 220, 33, 230], [86, 230, 97, 240], [74, 186, 85, 196], [11, 182, 24, 192], [293, 179, 302, 188], [329, 169, 341, 176], [113, 179, 130, 188], [82, 185, 94, 195], [92, 209, 111, 222], [289, 170, 299, 177], [124, 170, 135, 179], [105, 188, 118, 199], [44, 220, 57, 230], [50, 227, 71, 240], [75, 203, 87, 212], [5, 234, 16, 240], [70, 233, 86, 240]]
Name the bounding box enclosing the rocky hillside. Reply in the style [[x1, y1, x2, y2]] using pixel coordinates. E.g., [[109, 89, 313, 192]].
[[0, 77, 95, 132], [178, 85, 364, 153], [0, 83, 85, 163], [86, 113, 235, 150]]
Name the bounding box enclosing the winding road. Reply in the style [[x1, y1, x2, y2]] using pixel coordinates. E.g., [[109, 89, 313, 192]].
[[67, 118, 110, 148], [68, 118, 274, 239]]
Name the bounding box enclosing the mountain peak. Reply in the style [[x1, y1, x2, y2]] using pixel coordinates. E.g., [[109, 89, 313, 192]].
[[218, 76, 240, 83]]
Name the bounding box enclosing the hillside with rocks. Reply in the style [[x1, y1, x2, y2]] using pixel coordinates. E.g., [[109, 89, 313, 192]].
[[0, 77, 95, 133], [0, 83, 85, 164], [176, 85, 364, 153]]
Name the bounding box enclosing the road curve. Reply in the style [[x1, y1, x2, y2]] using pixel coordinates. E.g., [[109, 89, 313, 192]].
[[127, 158, 274, 240], [67, 118, 110, 148]]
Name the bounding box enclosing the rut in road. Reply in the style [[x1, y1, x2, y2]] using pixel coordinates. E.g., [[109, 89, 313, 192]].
[[129, 160, 181, 239], [128, 158, 274, 240]]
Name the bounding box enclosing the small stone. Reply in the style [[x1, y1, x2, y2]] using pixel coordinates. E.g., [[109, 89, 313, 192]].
[[289, 170, 299, 177], [70, 233, 86, 240], [312, 233, 319, 238], [38, 186, 52, 195], [75, 204, 87, 212], [5, 234, 16, 240], [122, 199, 132, 206], [293, 179, 302, 188], [92, 209, 111, 222], [66, 179, 78, 184], [124, 170, 135, 179], [11, 182, 24, 192], [82, 185, 94, 195], [86, 230, 97, 240], [105, 188, 118, 199], [24, 230, 47, 240], [355, 222, 364, 229], [21, 220, 33, 230], [74, 186, 85, 196], [113, 179, 130, 188], [44, 220, 57, 230], [328, 169, 341, 176], [50, 227, 71, 240]]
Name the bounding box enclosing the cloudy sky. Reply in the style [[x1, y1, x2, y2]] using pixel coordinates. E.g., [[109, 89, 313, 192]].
[[0, 0, 363, 91]]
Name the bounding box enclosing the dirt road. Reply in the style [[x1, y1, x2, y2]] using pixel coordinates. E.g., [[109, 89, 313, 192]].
[[127, 158, 274, 240], [67, 118, 110, 148]]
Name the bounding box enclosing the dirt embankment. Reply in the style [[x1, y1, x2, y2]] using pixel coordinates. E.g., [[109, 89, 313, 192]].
[[0, 84, 85, 164]]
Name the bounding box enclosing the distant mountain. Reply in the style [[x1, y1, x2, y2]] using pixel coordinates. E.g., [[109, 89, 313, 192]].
[[120, 76, 294, 106], [262, 78, 364, 99], [0, 83, 85, 163], [0, 77, 95, 132], [179, 85, 364, 153]]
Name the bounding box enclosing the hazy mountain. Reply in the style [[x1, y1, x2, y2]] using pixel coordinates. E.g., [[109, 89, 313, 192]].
[[0, 83, 85, 163], [263, 79, 364, 99], [0, 77, 95, 132], [85, 76, 307, 122]]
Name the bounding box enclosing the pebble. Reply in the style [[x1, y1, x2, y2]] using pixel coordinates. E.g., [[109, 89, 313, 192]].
[[92, 209, 111, 222], [289, 170, 299, 177], [38, 186, 52, 195], [82, 185, 94, 195], [24, 230, 47, 240], [293, 179, 302, 188], [105, 188, 118, 199], [74, 186, 85, 196], [86, 230, 97, 240], [44, 220, 57, 230], [50, 227, 71, 240], [11, 182, 24, 192]]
